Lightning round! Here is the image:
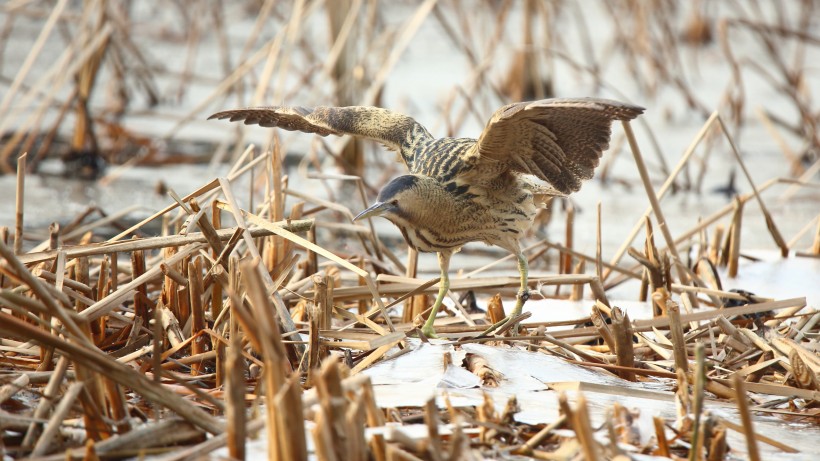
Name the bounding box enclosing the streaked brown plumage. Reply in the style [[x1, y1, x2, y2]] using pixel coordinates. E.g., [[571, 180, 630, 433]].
[[209, 98, 644, 337]]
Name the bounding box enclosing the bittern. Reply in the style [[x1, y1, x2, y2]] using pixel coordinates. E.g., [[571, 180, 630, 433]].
[[210, 98, 644, 337]]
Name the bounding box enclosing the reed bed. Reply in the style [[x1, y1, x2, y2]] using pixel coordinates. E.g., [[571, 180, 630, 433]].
[[1, 1, 819, 460]]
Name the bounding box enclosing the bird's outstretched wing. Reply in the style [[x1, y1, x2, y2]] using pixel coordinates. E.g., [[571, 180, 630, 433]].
[[208, 106, 433, 169], [467, 98, 644, 194]]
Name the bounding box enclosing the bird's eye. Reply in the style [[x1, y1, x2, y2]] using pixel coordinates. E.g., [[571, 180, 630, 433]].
[[390, 200, 399, 206]]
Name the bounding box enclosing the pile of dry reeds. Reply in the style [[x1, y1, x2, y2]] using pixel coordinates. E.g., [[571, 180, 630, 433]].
[[1, 1, 819, 460], [2, 114, 818, 459]]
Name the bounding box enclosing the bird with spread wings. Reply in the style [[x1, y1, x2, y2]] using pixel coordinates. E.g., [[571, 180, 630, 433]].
[[210, 98, 644, 337]]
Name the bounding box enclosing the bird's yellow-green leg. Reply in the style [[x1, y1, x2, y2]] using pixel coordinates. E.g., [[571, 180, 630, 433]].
[[481, 252, 529, 336], [421, 251, 451, 338], [510, 251, 530, 321]]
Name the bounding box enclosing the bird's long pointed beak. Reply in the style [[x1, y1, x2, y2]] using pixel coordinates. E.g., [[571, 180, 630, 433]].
[[354, 201, 390, 221]]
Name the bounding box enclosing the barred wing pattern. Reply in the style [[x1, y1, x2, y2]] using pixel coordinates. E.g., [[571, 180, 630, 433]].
[[468, 98, 645, 194], [208, 105, 433, 169]]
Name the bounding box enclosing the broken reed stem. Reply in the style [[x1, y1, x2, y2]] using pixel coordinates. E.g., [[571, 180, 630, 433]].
[[689, 342, 706, 461], [596, 201, 602, 280], [572, 393, 600, 461], [665, 299, 689, 374], [561, 203, 575, 275], [653, 416, 671, 457], [570, 259, 585, 300], [732, 374, 762, 461], [590, 305, 616, 352], [423, 399, 444, 460], [15, 153, 26, 255], [812, 215, 820, 254], [610, 307, 636, 381], [189, 259, 207, 376], [306, 277, 326, 377], [727, 196, 744, 277]]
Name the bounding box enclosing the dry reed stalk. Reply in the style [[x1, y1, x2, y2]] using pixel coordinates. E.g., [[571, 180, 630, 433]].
[[311, 406, 338, 461], [21, 355, 69, 447], [596, 202, 603, 280], [360, 0, 437, 107], [462, 240, 546, 277], [0, 240, 89, 345], [102, 375, 130, 435], [0, 312, 224, 434], [715, 116, 789, 255], [0, 0, 68, 118], [131, 245, 150, 321], [239, 258, 290, 461], [605, 113, 720, 283], [652, 415, 670, 457], [0, 20, 113, 167], [689, 342, 707, 461], [333, 273, 603, 303], [306, 279, 324, 376], [189, 258, 207, 375], [219, 200, 394, 334], [275, 376, 308, 461], [315, 358, 349, 461], [0, 373, 28, 404], [163, 20, 296, 139], [561, 203, 575, 276], [590, 305, 615, 352], [610, 307, 636, 381], [707, 422, 728, 461], [30, 380, 84, 456], [665, 300, 689, 374], [14, 153, 25, 254], [570, 259, 585, 301], [349, 334, 405, 374], [572, 393, 600, 461], [422, 398, 444, 461], [18, 220, 310, 266], [725, 196, 744, 277], [544, 240, 642, 281], [83, 244, 200, 322], [787, 349, 819, 391], [515, 414, 566, 456], [716, 417, 798, 453], [71, 0, 109, 155], [326, 0, 365, 176], [623, 120, 693, 290], [486, 293, 505, 325], [403, 248, 422, 321], [732, 374, 761, 461]]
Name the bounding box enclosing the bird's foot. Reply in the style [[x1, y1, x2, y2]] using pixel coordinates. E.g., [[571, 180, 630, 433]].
[[479, 292, 528, 337], [420, 323, 439, 339]]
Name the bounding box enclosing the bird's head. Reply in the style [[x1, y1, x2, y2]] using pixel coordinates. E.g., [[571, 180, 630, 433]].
[[354, 175, 425, 224]]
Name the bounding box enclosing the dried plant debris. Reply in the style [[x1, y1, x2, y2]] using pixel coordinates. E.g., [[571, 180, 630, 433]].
[[1, 1, 819, 460]]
